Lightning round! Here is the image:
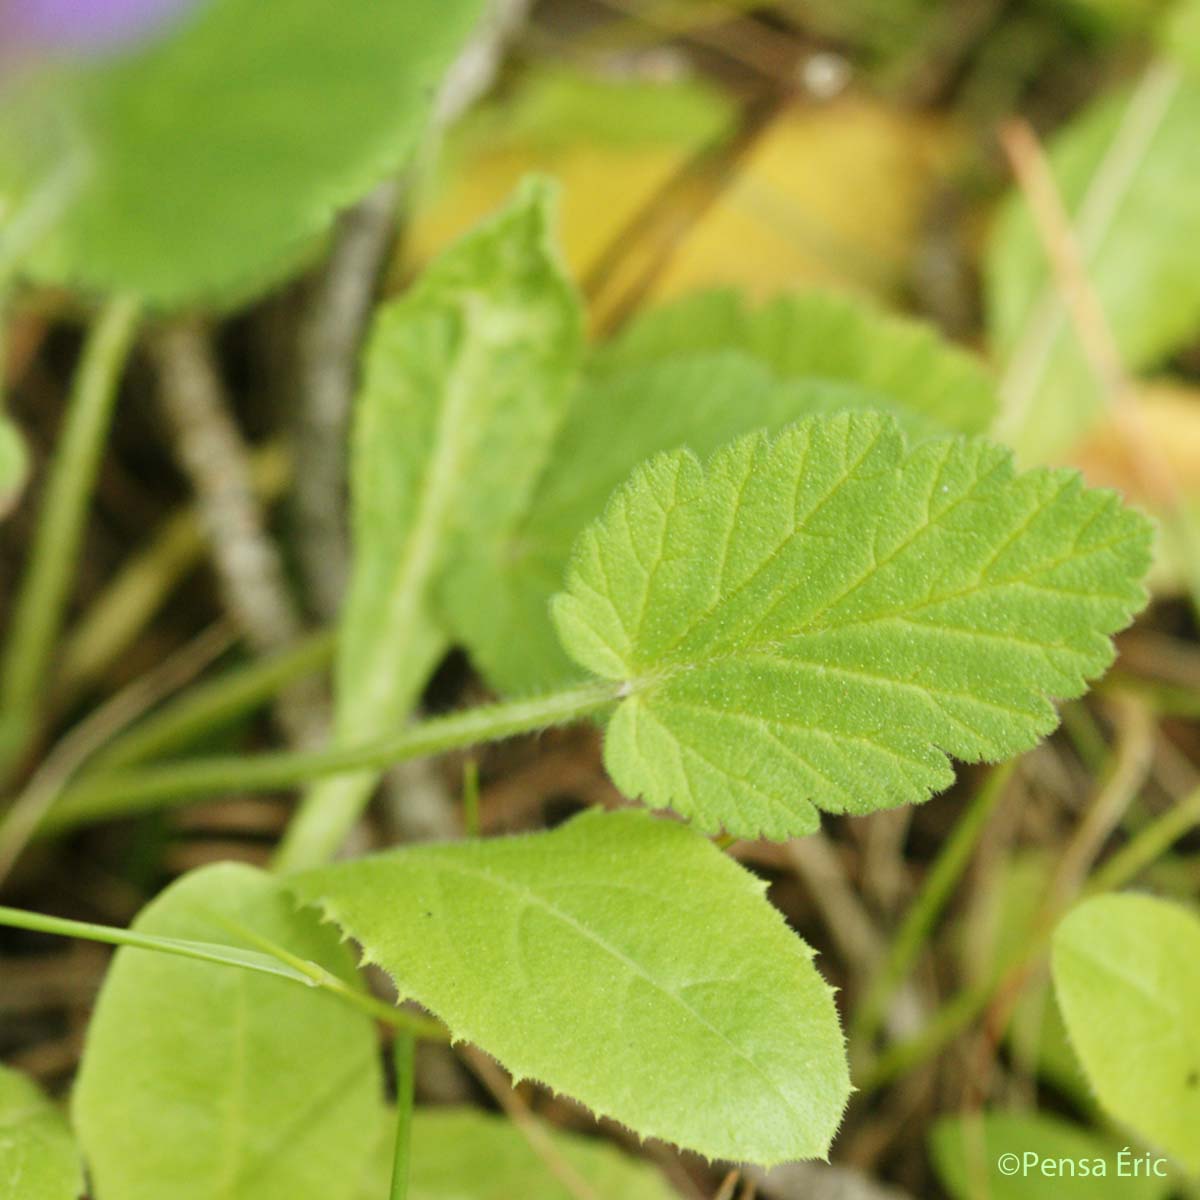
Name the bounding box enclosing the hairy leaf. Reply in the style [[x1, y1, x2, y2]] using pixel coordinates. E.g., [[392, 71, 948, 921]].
[[552, 412, 1151, 838], [443, 351, 915, 695], [355, 1108, 675, 1200], [73, 864, 387, 1200], [597, 287, 997, 435], [0, 1065, 82, 1200], [285, 179, 582, 866], [0, 0, 480, 305], [988, 76, 1200, 460], [930, 1112, 1171, 1200], [290, 808, 850, 1165], [1052, 893, 1200, 1173]]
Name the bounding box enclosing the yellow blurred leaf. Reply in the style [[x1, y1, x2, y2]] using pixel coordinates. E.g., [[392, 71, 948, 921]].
[[649, 97, 961, 305], [406, 65, 736, 290], [407, 70, 961, 328]]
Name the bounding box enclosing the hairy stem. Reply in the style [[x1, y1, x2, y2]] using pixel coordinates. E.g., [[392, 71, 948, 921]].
[[0, 295, 141, 772], [42, 682, 620, 835]]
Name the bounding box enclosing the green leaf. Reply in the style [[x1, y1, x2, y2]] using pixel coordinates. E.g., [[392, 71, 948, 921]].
[[0, 414, 27, 518], [289, 808, 850, 1165], [596, 287, 998, 436], [73, 863, 387, 1200], [0, 1065, 83, 1200], [1051, 892, 1200, 1174], [552, 412, 1151, 838], [930, 1112, 1172, 1200], [355, 1107, 676, 1200], [0, 0, 481, 306], [442, 351, 917, 696], [284, 178, 583, 867], [988, 74, 1200, 461]]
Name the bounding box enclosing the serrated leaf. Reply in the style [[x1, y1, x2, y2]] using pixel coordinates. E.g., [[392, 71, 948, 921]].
[[289, 808, 850, 1166], [988, 75, 1200, 461], [597, 288, 997, 436], [354, 1107, 675, 1200], [73, 863, 387, 1200], [551, 411, 1151, 839], [0, 413, 27, 518], [286, 179, 582, 866], [1051, 893, 1200, 1173], [930, 1112, 1171, 1200], [0, 0, 481, 305], [442, 351, 919, 696], [0, 1065, 83, 1200]]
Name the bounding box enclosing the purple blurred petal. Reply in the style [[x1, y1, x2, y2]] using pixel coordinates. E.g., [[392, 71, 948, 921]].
[[1, 0, 198, 53]]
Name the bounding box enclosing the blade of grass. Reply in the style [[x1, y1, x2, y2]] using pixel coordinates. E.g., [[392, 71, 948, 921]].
[[0, 294, 141, 776]]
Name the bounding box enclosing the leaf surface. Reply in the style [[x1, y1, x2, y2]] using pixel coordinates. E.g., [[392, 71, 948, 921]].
[[0, 1066, 82, 1200], [443, 351, 912, 695], [598, 287, 997, 436], [287, 179, 582, 865], [1051, 893, 1200, 1173], [930, 1112, 1171, 1200], [0, 0, 480, 305], [988, 76, 1200, 460], [73, 864, 387, 1200], [355, 1108, 675, 1200], [552, 412, 1151, 838], [290, 808, 850, 1165]]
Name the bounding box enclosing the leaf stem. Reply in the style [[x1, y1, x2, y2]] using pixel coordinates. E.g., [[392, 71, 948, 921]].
[[0, 903, 313, 985], [0, 295, 141, 772], [389, 1034, 416, 1200], [0, 903, 448, 1041], [41, 682, 620, 836]]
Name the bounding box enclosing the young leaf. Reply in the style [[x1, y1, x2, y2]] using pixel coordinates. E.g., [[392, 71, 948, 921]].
[[289, 808, 850, 1166], [282, 178, 582, 868], [0, 0, 481, 305], [989, 76, 1200, 460], [442, 351, 918, 696], [0, 1065, 83, 1200], [930, 1112, 1172, 1200], [552, 412, 1151, 839], [73, 863, 387, 1200], [1051, 893, 1200, 1174], [355, 1108, 676, 1200], [596, 287, 998, 436]]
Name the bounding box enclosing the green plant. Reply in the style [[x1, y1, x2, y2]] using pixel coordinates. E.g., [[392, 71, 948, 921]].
[[0, 176, 1156, 1193], [2, 4, 1191, 1196]]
